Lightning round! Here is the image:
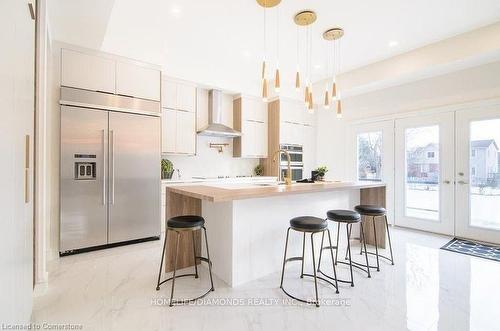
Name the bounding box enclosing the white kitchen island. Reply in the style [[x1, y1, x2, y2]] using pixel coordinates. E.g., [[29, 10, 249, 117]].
[[163, 181, 386, 287]]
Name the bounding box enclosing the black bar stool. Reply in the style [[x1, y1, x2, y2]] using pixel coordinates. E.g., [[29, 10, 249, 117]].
[[156, 215, 214, 307], [280, 216, 339, 307], [355, 205, 394, 271], [318, 210, 371, 287]]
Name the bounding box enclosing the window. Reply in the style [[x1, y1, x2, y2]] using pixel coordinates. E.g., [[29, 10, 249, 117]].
[[471, 149, 476, 157], [427, 151, 435, 158], [471, 167, 476, 176], [357, 131, 382, 181]]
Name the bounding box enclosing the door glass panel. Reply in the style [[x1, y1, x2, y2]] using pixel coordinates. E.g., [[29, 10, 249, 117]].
[[469, 119, 500, 230], [357, 131, 383, 181], [405, 126, 440, 221]]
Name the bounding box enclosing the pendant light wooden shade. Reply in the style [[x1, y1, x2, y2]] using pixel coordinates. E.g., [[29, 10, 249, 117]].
[[324, 89, 330, 109], [304, 85, 310, 106], [275, 68, 280, 92], [324, 26, 344, 117], [261, 61, 266, 79], [331, 82, 337, 98], [262, 78, 268, 101]]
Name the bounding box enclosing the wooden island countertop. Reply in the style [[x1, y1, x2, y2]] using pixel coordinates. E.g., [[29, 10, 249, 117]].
[[163, 180, 387, 276], [166, 181, 386, 202]]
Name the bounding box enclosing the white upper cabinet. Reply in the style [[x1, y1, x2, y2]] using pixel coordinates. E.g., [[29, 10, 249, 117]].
[[241, 96, 267, 122], [161, 79, 196, 112], [161, 109, 176, 154], [61, 49, 115, 94], [162, 80, 177, 110], [233, 96, 268, 158], [176, 83, 196, 113], [61, 48, 161, 101], [162, 109, 196, 155], [115, 61, 161, 101], [176, 111, 196, 154]]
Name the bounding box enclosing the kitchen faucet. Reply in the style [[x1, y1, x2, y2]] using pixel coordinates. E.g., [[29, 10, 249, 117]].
[[272, 149, 292, 186]]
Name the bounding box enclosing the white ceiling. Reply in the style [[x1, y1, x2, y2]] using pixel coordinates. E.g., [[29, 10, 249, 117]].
[[48, 0, 500, 97]]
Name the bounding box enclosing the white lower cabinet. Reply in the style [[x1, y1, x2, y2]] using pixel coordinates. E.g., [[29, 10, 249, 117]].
[[162, 109, 196, 155]]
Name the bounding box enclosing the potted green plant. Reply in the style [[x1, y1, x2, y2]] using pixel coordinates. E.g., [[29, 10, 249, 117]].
[[161, 159, 174, 179], [254, 164, 264, 176], [314, 166, 328, 181]]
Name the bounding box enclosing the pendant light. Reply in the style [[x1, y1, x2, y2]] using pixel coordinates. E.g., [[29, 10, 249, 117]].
[[257, 0, 280, 101], [274, 5, 280, 93], [323, 27, 344, 118], [295, 26, 301, 92], [294, 10, 316, 111]]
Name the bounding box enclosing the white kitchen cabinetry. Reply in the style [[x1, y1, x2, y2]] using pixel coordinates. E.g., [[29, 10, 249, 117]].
[[61, 48, 161, 102], [176, 111, 196, 154], [161, 79, 196, 112], [161, 78, 197, 155], [233, 96, 268, 158], [115, 61, 161, 101], [61, 49, 116, 94], [162, 109, 196, 155], [161, 109, 177, 153]]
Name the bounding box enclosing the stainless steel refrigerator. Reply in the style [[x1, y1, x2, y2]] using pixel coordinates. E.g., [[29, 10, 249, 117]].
[[60, 87, 161, 255]]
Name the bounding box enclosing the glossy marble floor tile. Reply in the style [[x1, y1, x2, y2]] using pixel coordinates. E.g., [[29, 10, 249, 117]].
[[32, 227, 500, 331]]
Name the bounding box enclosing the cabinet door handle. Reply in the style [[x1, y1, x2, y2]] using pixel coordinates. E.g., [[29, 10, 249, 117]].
[[458, 180, 469, 185], [24, 135, 30, 203], [443, 180, 451, 184]]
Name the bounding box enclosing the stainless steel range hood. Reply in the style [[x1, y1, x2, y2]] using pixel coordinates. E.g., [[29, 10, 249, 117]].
[[197, 90, 241, 137]]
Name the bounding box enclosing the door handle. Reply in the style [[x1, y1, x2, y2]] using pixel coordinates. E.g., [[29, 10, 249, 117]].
[[110, 130, 115, 205], [102, 129, 106, 205], [458, 180, 469, 185], [443, 180, 451, 184], [24, 135, 30, 203]]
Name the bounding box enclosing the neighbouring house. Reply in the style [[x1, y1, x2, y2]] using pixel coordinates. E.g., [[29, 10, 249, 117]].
[[470, 139, 499, 185], [407, 143, 439, 183]]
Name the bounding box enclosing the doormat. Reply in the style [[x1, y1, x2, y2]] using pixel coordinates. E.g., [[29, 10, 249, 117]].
[[441, 238, 500, 262]]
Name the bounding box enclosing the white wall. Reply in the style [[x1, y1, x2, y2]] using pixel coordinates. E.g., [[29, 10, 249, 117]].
[[165, 136, 259, 179]]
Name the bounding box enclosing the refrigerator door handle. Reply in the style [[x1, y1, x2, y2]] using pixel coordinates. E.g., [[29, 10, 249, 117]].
[[110, 129, 115, 205], [102, 129, 106, 205]]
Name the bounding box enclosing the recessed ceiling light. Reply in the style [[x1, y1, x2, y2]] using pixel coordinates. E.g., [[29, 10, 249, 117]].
[[171, 6, 182, 16], [388, 40, 399, 48], [241, 50, 252, 58]]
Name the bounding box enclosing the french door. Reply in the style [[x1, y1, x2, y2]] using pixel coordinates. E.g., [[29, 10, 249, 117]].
[[395, 113, 455, 235], [455, 106, 500, 244]]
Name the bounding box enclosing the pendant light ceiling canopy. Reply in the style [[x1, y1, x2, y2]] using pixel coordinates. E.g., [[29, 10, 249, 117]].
[[256, 0, 281, 8], [294, 11, 317, 26], [323, 27, 344, 41]]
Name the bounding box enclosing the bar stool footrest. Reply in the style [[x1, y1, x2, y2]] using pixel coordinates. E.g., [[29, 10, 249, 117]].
[[336, 260, 371, 277], [360, 250, 394, 264]]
